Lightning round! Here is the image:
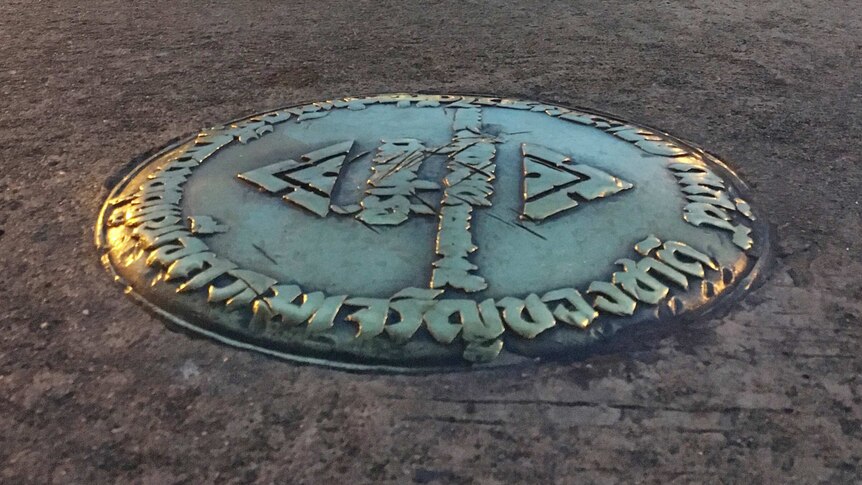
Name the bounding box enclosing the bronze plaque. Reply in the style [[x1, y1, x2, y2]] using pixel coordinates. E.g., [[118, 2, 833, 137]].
[[96, 94, 769, 371]]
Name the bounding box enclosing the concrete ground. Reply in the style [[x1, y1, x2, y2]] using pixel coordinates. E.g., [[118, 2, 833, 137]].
[[1, 0, 861, 483]]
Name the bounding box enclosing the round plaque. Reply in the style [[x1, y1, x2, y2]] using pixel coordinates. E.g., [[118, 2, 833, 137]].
[[97, 94, 769, 371]]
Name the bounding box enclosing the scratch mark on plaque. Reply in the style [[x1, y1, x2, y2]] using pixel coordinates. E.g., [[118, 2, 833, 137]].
[[507, 208, 547, 240], [355, 218, 381, 234], [252, 243, 278, 265]]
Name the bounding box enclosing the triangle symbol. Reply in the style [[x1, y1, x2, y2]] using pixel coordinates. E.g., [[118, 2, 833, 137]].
[[288, 155, 348, 196], [521, 144, 633, 222], [524, 157, 580, 199], [237, 140, 354, 217], [567, 163, 633, 200]]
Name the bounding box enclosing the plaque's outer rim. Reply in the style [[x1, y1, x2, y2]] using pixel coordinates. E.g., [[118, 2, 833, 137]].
[[95, 92, 773, 374]]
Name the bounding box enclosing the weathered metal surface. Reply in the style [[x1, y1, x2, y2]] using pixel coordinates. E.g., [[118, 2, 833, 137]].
[[96, 93, 769, 371]]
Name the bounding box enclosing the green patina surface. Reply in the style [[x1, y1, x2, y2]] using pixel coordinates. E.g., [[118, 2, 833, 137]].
[[97, 94, 768, 370]]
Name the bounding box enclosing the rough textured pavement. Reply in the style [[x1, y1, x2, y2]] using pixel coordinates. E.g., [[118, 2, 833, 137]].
[[1, 1, 861, 483]]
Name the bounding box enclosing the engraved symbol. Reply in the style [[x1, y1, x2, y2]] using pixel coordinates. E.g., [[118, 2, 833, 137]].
[[431, 105, 498, 293], [521, 144, 632, 222], [355, 138, 440, 225], [238, 140, 354, 217]]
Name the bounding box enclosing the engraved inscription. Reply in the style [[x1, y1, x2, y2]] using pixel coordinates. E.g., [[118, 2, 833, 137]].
[[99, 94, 763, 367], [669, 161, 753, 250]]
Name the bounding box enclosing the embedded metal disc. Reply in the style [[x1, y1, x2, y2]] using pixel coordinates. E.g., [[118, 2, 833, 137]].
[[97, 93, 770, 371]]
